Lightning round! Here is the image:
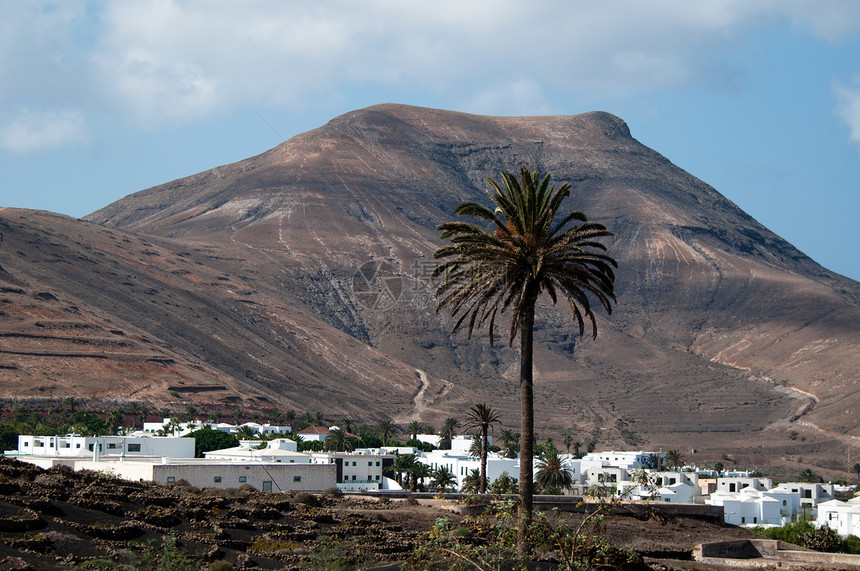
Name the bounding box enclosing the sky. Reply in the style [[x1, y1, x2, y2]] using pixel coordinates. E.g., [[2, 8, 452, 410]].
[[1, 1, 859, 282]]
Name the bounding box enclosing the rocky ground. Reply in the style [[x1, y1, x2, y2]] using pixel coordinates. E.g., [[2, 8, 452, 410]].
[[0, 456, 792, 570]]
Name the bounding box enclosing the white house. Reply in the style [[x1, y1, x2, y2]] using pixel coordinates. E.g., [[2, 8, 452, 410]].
[[816, 497, 860, 537], [12, 434, 194, 460], [707, 487, 798, 526], [582, 451, 662, 470], [770, 482, 835, 509], [716, 477, 772, 494]]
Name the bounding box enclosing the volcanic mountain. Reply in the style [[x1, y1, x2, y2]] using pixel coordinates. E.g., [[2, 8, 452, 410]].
[[1, 104, 858, 476]]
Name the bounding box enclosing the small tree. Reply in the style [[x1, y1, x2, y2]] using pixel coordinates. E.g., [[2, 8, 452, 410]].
[[188, 427, 238, 458]]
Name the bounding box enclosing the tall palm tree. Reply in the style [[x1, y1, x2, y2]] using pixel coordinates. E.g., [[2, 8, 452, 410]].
[[376, 419, 397, 446], [665, 449, 685, 472], [324, 428, 355, 452], [392, 454, 416, 487], [440, 417, 459, 449], [464, 403, 501, 494], [407, 420, 423, 441], [434, 166, 617, 552], [410, 462, 432, 492], [852, 463, 860, 484], [535, 447, 573, 494]]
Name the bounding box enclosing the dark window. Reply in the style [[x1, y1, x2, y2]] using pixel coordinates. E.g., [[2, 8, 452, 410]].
[[214, 476, 222, 483], [239, 476, 247, 483], [127, 443, 141, 452], [293, 475, 302, 482]]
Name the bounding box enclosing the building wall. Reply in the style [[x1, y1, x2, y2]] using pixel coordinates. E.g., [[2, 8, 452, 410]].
[[75, 460, 336, 492]]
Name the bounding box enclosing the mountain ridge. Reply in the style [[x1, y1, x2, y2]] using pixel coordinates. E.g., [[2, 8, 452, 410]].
[[1, 103, 857, 477]]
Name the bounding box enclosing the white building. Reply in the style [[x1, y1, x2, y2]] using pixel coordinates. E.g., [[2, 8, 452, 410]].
[[716, 477, 773, 494], [12, 434, 194, 460], [418, 447, 518, 490], [582, 451, 662, 470], [816, 497, 860, 537], [204, 439, 308, 463]]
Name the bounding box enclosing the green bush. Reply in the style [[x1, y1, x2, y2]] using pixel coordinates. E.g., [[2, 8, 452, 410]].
[[800, 525, 843, 552]]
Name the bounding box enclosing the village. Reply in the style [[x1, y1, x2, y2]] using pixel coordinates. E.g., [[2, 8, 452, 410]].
[[6, 416, 860, 542]]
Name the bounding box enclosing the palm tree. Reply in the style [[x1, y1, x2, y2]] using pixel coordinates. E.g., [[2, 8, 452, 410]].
[[535, 447, 573, 495], [439, 417, 459, 449], [126, 402, 142, 430], [464, 403, 501, 494], [407, 420, 423, 441], [432, 466, 457, 494], [236, 425, 259, 440], [561, 430, 574, 456], [461, 469, 481, 494], [665, 449, 685, 472], [392, 454, 416, 487], [852, 463, 860, 484], [376, 419, 397, 446], [106, 409, 123, 434], [410, 462, 432, 492], [434, 166, 617, 551], [324, 428, 355, 452]]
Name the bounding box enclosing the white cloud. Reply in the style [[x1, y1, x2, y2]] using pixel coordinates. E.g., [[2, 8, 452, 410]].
[[0, 108, 88, 153], [834, 77, 860, 146], [5, 0, 860, 133]]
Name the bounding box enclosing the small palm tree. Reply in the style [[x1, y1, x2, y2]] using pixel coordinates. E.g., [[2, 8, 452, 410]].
[[434, 166, 617, 552], [535, 447, 573, 494], [464, 403, 501, 494], [461, 469, 481, 494], [432, 466, 457, 493], [236, 425, 259, 441]]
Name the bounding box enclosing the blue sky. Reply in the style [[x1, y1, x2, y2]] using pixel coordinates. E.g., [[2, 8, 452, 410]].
[[2, 1, 859, 282]]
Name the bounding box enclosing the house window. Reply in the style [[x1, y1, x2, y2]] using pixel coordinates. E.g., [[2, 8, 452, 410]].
[[368, 461, 373, 466], [239, 476, 247, 483], [262, 481, 272, 492], [375, 475, 380, 481], [76, 444, 80, 448], [293, 475, 302, 482], [783, 500, 787, 506], [107, 443, 117, 449], [375, 461, 380, 466], [741, 517, 745, 524], [127, 444, 141, 452], [753, 517, 757, 524], [729, 484, 736, 492], [830, 512, 838, 520], [167, 477, 175, 483], [352, 475, 356, 480], [214, 476, 222, 483]]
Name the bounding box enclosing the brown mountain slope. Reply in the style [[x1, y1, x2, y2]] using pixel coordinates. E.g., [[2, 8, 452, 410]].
[[0, 208, 460, 419], [2, 103, 858, 476]]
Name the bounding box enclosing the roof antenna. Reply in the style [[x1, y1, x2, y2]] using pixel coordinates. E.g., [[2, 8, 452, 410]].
[[254, 109, 287, 142]]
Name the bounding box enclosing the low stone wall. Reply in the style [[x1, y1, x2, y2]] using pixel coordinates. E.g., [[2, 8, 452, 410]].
[[695, 539, 860, 568]]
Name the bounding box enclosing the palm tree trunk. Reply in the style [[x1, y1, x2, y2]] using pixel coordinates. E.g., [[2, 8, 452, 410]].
[[517, 292, 537, 555], [480, 426, 488, 494]]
